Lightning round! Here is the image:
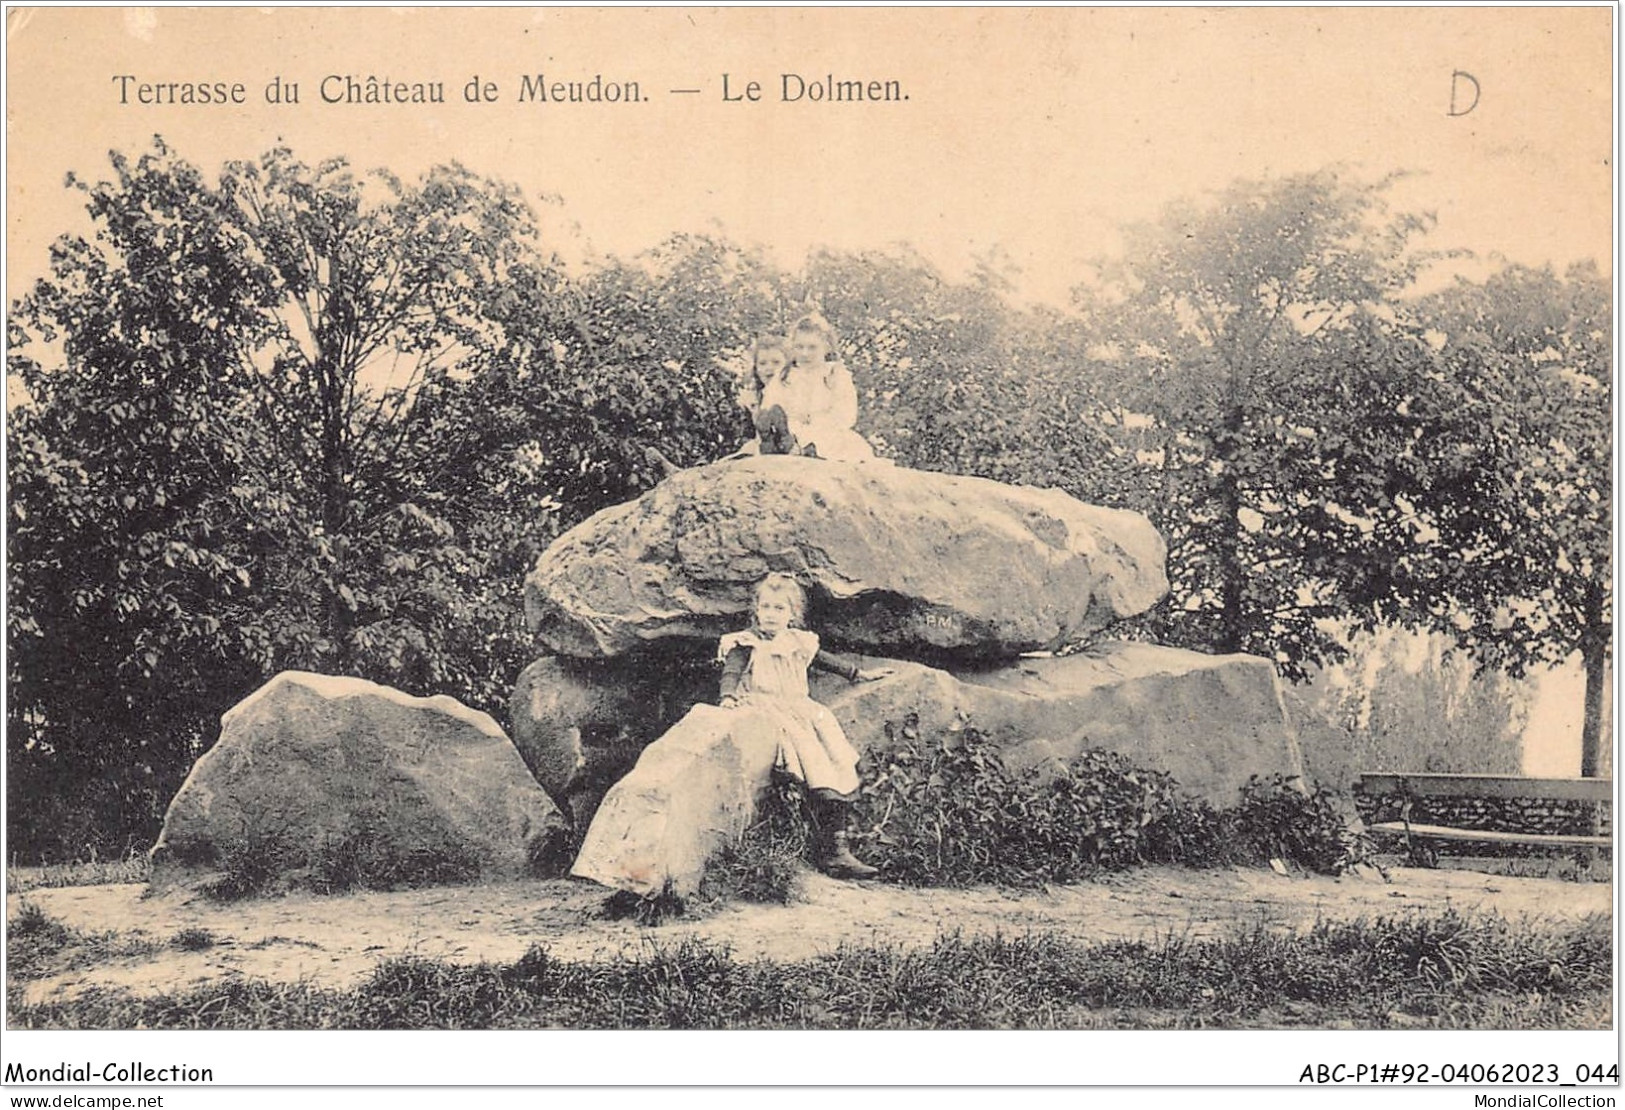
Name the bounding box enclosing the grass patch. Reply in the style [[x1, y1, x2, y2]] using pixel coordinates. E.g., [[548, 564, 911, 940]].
[[699, 777, 814, 907], [242, 935, 322, 951], [169, 926, 218, 952], [185, 815, 486, 902], [600, 884, 688, 926], [7, 901, 162, 982], [304, 816, 483, 895], [10, 908, 1609, 1030], [605, 780, 818, 925]]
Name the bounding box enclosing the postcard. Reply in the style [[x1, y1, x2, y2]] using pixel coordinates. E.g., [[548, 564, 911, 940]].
[[3, 5, 1615, 1101]]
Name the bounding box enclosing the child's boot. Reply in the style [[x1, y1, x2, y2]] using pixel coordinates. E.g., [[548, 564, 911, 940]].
[[811, 794, 877, 880], [823, 828, 878, 880], [756, 405, 796, 455]]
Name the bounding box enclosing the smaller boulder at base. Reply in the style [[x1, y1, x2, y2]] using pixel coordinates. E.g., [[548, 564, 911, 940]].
[[149, 672, 570, 894], [509, 652, 716, 830], [571, 703, 788, 899]]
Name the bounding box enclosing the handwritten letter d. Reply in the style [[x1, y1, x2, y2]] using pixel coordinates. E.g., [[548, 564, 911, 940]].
[[1448, 70, 1480, 116]]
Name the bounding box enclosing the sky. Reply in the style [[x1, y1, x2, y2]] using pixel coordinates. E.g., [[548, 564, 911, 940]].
[[5, 6, 1614, 307]]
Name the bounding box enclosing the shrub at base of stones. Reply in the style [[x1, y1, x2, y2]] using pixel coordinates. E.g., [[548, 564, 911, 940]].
[[600, 883, 689, 926], [192, 818, 489, 901], [305, 810, 485, 895], [853, 715, 1369, 886], [1226, 775, 1378, 876]]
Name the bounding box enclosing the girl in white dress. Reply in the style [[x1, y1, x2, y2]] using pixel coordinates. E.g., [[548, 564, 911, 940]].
[[768, 313, 876, 462], [736, 315, 877, 462], [716, 573, 888, 876]]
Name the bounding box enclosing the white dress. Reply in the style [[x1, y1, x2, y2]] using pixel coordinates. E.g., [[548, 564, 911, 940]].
[[753, 361, 876, 463], [718, 628, 862, 796]]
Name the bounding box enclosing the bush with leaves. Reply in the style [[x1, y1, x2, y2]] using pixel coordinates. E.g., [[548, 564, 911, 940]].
[[1225, 774, 1376, 876], [599, 778, 818, 925], [854, 715, 1368, 886], [183, 808, 512, 901]]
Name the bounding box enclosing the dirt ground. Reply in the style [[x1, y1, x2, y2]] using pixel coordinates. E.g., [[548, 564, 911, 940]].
[[9, 863, 1612, 1008]]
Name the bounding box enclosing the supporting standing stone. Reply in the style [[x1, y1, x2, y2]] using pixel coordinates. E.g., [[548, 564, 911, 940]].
[[814, 642, 1308, 806], [509, 652, 715, 830]]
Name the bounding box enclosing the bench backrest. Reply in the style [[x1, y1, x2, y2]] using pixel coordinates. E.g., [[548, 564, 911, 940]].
[[1356, 773, 1613, 804]]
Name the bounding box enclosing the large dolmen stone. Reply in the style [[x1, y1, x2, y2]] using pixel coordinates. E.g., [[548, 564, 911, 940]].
[[525, 455, 1168, 661], [813, 642, 1306, 806], [149, 672, 570, 893], [570, 703, 787, 898]]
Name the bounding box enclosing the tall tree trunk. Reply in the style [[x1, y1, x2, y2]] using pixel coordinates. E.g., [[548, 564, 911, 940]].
[[1579, 579, 1609, 778], [1213, 411, 1246, 655], [318, 356, 353, 671]]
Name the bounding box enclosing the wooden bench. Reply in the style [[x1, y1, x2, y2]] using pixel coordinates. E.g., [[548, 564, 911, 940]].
[[1355, 773, 1613, 860]]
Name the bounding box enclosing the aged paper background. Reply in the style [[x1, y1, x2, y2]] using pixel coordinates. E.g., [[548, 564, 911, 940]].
[[3, 3, 1614, 1091], [7, 6, 1612, 303]]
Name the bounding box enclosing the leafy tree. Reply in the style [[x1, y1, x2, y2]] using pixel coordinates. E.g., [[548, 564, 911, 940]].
[[1417, 263, 1611, 775], [7, 140, 567, 855], [483, 232, 775, 506], [413, 235, 775, 704], [1072, 170, 1453, 677], [796, 247, 1026, 474], [8, 143, 778, 857], [1285, 630, 1528, 792], [9, 141, 295, 855]]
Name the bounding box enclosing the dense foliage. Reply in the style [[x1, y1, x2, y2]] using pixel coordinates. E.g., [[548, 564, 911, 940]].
[[1073, 174, 1462, 675], [1416, 264, 1612, 775], [850, 716, 1370, 886], [697, 772, 815, 907], [7, 141, 1609, 859], [1287, 630, 1527, 792], [7, 143, 754, 859]]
